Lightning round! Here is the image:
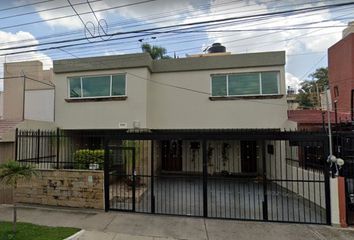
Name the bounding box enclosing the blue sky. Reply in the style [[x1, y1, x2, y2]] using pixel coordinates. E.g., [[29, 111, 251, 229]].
[[0, 0, 353, 91]]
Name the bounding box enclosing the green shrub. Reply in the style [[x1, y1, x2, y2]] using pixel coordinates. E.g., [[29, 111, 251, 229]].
[[73, 149, 104, 170]]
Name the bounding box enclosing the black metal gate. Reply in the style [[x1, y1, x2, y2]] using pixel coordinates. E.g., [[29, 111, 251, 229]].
[[101, 130, 331, 225], [14, 129, 330, 224]]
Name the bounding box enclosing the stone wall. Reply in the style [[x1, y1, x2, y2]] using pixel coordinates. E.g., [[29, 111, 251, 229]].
[[16, 169, 104, 209]]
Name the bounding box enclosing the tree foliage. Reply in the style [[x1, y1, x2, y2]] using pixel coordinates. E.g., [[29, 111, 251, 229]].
[[141, 43, 171, 60], [0, 161, 38, 235], [296, 67, 328, 109]]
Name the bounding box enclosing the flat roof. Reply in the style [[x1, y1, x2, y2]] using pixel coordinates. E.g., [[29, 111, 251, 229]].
[[53, 51, 285, 74]]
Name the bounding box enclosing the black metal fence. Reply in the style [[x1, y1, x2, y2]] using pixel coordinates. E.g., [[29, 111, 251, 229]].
[[16, 129, 106, 170], [16, 129, 331, 224]]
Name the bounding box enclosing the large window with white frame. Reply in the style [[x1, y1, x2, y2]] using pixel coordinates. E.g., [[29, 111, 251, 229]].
[[68, 74, 126, 98], [211, 71, 280, 97]]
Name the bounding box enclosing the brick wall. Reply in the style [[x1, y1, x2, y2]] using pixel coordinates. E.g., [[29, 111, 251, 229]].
[[16, 169, 104, 209]]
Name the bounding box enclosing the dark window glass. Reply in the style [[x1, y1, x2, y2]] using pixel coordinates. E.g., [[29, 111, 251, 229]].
[[228, 73, 260, 95], [69, 77, 81, 98], [112, 75, 126, 96], [82, 76, 110, 97], [211, 75, 227, 96], [261, 72, 279, 94]]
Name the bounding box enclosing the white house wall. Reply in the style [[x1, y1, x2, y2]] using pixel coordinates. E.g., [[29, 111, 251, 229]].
[[148, 66, 288, 129], [265, 140, 326, 208], [55, 68, 149, 129], [55, 65, 288, 130], [25, 89, 54, 122]]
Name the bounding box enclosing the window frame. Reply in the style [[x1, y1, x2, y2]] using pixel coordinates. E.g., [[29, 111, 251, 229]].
[[210, 71, 280, 97], [67, 73, 127, 99]]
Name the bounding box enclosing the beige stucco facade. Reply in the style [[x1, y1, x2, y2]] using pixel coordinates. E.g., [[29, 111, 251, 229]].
[[3, 61, 54, 121], [55, 68, 150, 129], [54, 51, 290, 130], [148, 66, 287, 129]]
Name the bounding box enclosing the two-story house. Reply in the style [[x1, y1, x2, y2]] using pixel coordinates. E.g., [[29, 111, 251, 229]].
[[13, 48, 333, 225], [53, 50, 292, 174]]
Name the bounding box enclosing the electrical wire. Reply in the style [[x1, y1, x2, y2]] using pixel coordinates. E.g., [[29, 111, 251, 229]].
[[1, 2, 353, 57]]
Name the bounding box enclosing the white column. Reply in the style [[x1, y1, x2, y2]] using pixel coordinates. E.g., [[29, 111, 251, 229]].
[[330, 177, 340, 225]]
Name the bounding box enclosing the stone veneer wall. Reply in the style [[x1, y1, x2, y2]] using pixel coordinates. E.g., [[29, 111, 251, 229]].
[[16, 169, 104, 209]]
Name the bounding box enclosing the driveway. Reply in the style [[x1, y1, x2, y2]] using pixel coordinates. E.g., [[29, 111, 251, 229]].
[[0, 205, 353, 240], [111, 175, 326, 223]]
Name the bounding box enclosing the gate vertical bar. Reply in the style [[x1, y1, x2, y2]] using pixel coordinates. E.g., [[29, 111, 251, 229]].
[[151, 140, 155, 213], [202, 139, 208, 218], [132, 149, 136, 212], [104, 137, 110, 212], [14, 128, 18, 161], [36, 129, 40, 164], [324, 136, 332, 225], [262, 141, 268, 221], [56, 128, 60, 169]]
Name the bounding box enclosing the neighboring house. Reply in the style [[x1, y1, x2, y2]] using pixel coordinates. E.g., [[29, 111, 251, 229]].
[[287, 95, 299, 110], [288, 109, 335, 131], [3, 61, 55, 122], [0, 61, 56, 204], [328, 21, 354, 227], [0, 60, 56, 142], [328, 21, 354, 122], [286, 87, 299, 110]]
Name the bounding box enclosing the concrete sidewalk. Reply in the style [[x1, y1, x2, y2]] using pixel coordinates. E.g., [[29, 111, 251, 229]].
[[0, 205, 354, 240]]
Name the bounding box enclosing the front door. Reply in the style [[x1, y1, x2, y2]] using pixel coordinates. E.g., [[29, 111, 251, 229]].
[[240, 141, 257, 173], [161, 140, 182, 171]]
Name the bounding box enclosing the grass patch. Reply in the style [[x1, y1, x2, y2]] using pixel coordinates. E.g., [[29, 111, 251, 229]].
[[0, 221, 80, 240]]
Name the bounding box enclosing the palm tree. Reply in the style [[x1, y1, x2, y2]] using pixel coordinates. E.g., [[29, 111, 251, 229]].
[[141, 43, 171, 60], [0, 161, 38, 235]]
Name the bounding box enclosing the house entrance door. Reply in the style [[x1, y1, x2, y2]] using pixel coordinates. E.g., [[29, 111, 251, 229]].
[[240, 141, 257, 173], [161, 140, 182, 171]]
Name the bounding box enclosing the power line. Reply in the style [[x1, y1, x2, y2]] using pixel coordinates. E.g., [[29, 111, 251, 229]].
[[0, 0, 159, 31], [0, 0, 56, 13], [1, 2, 353, 56], [0, 0, 348, 48], [67, 0, 95, 38], [0, 0, 103, 21]]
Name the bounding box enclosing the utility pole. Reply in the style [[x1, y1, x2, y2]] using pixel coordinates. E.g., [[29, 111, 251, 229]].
[[325, 87, 333, 157], [22, 73, 26, 121]]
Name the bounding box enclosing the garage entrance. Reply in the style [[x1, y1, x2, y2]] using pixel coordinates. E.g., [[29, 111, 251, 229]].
[[103, 130, 331, 224]]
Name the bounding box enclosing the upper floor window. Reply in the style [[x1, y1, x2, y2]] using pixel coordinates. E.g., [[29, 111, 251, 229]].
[[68, 74, 126, 98], [211, 71, 280, 97]]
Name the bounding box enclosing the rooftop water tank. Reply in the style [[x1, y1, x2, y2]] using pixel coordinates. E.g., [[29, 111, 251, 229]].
[[207, 43, 226, 53]]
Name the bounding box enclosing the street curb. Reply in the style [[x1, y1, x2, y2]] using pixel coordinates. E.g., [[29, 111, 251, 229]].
[[64, 229, 85, 240]]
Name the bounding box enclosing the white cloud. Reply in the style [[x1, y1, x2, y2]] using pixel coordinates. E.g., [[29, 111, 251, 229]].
[[35, 0, 110, 30], [0, 31, 53, 91], [286, 72, 302, 92], [199, 0, 346, 56]]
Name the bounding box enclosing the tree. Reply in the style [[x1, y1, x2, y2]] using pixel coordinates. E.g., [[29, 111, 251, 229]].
[[309, 67, 328, 92], [0, 161, 37, 235], [141, 43, 171, 60], [296, 67, 328, 109]]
